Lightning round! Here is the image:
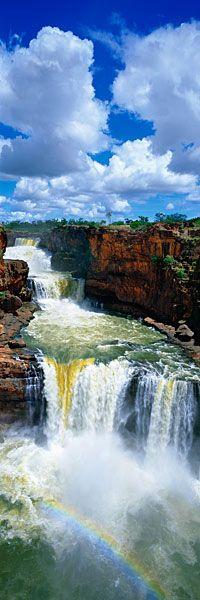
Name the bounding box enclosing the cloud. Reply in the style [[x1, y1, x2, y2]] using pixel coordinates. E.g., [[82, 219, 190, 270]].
[[5, 138, 197, 220], [85, 28, 122, 59], [0, 27, 109, 177], [166, 202, 175, 210], [0, 23, 199, 220], [103, 139, 195, 195], [112, 22, 200, 176]]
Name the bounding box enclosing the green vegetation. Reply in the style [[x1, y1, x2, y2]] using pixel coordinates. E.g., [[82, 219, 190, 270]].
[[151, 254, 188, 281], [174, 267, 187, 280], [2, 212, 200, 236], [151, 255, 160, 263], [3, 218, 107, 233], [155, 212, 187, 223], [163, 255, 176, 266], [189, 217, 200, 227]]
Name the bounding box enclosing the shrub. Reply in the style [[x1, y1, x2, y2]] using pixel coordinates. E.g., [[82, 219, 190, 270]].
[[151, 255, 159, 263], [163, 255, 176, 266], [175, 267, 186, 280]]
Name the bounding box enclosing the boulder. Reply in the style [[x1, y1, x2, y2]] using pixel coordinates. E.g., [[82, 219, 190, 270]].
[[175, 324, 195, 342]]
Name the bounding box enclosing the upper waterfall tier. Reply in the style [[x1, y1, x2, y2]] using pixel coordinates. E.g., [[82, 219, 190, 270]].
[[5, 237, 85, 302], [5, 238, 51, 274], [15, 237, 40, 247]]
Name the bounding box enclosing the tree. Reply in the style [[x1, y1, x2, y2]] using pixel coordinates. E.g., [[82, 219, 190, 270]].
[[155, 212, 166, 222], [155, 212, 187, 223], [165, 213, 187, 223], [138, 216, 149, 223]]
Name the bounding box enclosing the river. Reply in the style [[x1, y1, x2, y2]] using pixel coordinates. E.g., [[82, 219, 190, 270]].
[[1, 237, 200, 600]]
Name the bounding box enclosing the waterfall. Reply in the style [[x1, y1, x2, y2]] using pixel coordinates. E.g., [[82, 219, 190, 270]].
[[15, 237, 39, 246], [42, 351, 199, 458], [134, 372, 157, 449], [69, 359, 134, 432], [5, 240, 52, 274], [43, 356, 95, 438], [135, 372, 198, 457], [25, 360, 45, 427], [29, 274, 85, 301], [43, 357, 134, 437], [75, 278, 85, 303]]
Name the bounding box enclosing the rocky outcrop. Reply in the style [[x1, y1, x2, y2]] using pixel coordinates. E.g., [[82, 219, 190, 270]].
[[86, 226, 188, 319], [0, 259, 31, 313], [0, 228, 42, 425], [0, 226, 7, 258]]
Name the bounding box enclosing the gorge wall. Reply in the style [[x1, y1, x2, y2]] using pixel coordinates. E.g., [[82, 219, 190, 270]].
[[6, 223, 200, 356], [0, 228, 40, 426], [38, 223, 200, 355]]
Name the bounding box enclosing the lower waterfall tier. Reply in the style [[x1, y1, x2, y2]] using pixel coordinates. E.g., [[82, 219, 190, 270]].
[[42, 355, 200, 458]]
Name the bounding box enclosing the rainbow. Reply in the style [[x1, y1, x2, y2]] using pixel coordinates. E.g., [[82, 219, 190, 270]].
[[42, 499, 166, 599]]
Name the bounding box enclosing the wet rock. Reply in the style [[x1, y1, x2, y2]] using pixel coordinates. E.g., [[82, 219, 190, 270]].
[[175, 324, 195, 342], [0, 228, 38, 421], [0, 292, 23, 313], [9, 338, 26, 349], [144, 317, 175, 335]]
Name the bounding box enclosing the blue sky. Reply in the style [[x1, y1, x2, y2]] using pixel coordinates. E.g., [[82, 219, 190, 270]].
[[0, 0, 200, 221]]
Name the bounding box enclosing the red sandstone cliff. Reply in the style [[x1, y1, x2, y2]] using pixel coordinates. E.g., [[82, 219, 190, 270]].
[[86, 226, 190, 320], [41, 223, 199, 337], [0, 228, 38, 425]]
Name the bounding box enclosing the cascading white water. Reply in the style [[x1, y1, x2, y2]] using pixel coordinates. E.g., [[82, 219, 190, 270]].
[[69, 359, 134, 432], [5, 237, 51, 274], [134, 372, 157, 448], [42, 358, 62, 439], [15, 237, 40, 246], [75, 278, 85, 303], [135, 372, 198, 457], [29, 275, 85, 301], [26, 361, 45, 426], [42, 352, 198, 458], [6, 237, 85, 303]]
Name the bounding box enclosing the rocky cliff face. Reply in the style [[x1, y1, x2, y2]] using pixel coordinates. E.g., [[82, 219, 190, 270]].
[[86, 226, 189, 320], [6, 223, 200, 355], [38, 223, 200, 337], [0, 228, 42, 426]]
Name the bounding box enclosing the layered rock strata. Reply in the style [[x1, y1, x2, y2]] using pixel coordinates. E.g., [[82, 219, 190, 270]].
[[0, 228, 42, 426]]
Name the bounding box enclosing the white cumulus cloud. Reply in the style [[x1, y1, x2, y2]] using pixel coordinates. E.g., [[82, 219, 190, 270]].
[[7, 138, 197, 220], [0, 23, 199, 220], [113, 22, 200, 176], [0, 27, 109, 177]]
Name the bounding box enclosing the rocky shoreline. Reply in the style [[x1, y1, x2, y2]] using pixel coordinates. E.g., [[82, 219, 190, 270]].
[[144, 316, 200, 365]]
